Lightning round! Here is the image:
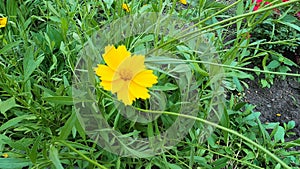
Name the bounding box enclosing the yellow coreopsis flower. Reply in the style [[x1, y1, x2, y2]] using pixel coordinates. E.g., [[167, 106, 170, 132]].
[[180, 0, 187, 5], [122, 3, 130, 12], [0, 17, 7, 28], [2, 153, 8, 158], [95, 45, 158, 105]]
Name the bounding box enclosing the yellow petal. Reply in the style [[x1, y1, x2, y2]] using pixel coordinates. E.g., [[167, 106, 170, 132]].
[[180, 0, 187, 5], [96, 44, 157, 106], [100, 80, 113, 91], [100, 78, 128, 96], [122, 3, 130, 12], [116, 55, 145, 77], [2, 153, 8, 158], [116, 55, 132, 71], [94, 64, 120, 81], [133, 70, 158, 87], [129, 81, 150, 99], [111, 78, 126, 93], [117, 81, 135, 105], [129, 55, 145, 75], [0, 17, 7, 28], [102, 45, 130, 71]]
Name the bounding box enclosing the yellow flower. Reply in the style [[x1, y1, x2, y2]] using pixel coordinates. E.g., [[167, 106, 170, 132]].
[[95, 45, 158, 105], [180, 0, 187, 5], [2, 153, 8, 158], [0, 17, 7, 28], [122, 3, 130, 12]]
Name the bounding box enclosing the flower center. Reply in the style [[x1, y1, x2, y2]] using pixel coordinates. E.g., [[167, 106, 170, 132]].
[[119, 69, 133, 81]]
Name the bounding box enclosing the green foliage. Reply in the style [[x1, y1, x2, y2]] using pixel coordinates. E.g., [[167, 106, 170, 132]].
[[0, 0, 299, 168], [251, 15, 300, 53], [248, 1, 300, 88]]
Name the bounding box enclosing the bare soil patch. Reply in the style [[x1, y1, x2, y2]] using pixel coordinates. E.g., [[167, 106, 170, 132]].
[[244, 70, 300, 141]]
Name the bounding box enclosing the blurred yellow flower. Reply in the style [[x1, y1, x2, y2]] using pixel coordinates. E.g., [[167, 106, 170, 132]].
[[95, 45, 158, 105], [180, 0, 187, 5], [0, 17, 7, 28], [122, 3, 130, 12], [2, 153, 8, 158]]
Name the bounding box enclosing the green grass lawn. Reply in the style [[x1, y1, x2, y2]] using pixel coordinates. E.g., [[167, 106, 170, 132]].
[[0, 0, 300, 168]]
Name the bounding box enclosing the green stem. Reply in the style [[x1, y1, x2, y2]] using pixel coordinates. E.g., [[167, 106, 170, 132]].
[[57, 140, 108, 169], [146, 58, 300, 77], [251, 38, 300, 46], [134, 107, 291, 169], [185, 60, 300, 77]]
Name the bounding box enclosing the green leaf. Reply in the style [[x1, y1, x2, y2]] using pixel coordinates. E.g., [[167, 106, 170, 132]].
[[0, 158, 32, 169], [267, 60, 280, 69], [265, 122, 280, 129], [58, 111, 77, 140], [278, 20, 300, 32], [192, 63, 209, 76], [58, 141, 96, 152], [167, 163, 182, 169], [262, 55, 268, 70], [287, 121, 295, 130], [274, 126, 285, 143], [0, 115, 36, 132], [61, 17, 68, 40], [103, 0, 114, 9], [45, 1, 60, 17], [23, 46, 45, 81], [28, 135, 42, 164], [151, 83, 178, 91], [236, 1, 244, 33], [274, 163, 281, 169], [284, 138, 300, 148], [75, 116, 86, 140], [48, 54, 57, 73], [207, 136, 218, 148], [243, 112, 260, 126], [6, 0, 17, 16], [170, 64, 191, 73], [242, 149, 256, 161], [226, 70, 253, 80], [233, 76, 243, 92], [0, 134, 12, 144], [233, 102, 247, 111], [0, 40, 22, 55], [278, 55, 297, 66], [43, 96, 74, 105], [212, 157, 229, 169], [49, 146, 64, 169], [0, 97, 20, 117], [219, 108, 229, 144], [261, 79, 269, 88], [278, 66, 291, 74]]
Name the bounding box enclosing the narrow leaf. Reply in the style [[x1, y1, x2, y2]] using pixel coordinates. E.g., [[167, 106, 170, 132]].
[[0, 158, 31, 169], [0, 115, 35, 132], [43, 96, 74, 105], [49, 146, 64, 169]]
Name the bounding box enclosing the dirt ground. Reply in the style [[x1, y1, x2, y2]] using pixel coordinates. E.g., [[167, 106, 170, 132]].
[[244, 69, 300, 142]]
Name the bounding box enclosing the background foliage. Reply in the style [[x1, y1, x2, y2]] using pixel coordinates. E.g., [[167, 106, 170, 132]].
[[0, 0, 299, 168]]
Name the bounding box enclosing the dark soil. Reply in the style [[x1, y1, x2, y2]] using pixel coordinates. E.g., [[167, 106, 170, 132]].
[[244, 70, 300, 142]]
